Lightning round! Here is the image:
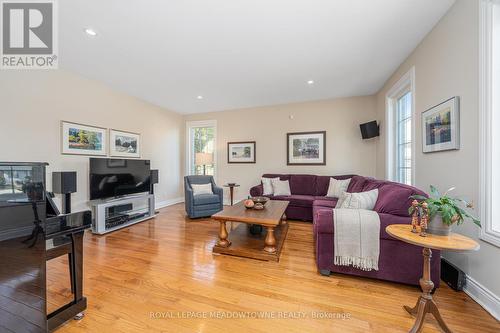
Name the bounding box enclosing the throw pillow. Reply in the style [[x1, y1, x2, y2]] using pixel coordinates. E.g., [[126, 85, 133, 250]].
[[262, 177, 279, 195], [336, 189, 379, 210], [271, 179, 291, 196], [326, 177, 351, 198], [191, 183, 213, 196]]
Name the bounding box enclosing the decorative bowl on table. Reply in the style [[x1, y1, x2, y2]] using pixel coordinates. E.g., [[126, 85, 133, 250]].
[[227, 182, 236, 186], [243, 196, 269, 209], [250, 196, 269, 206]]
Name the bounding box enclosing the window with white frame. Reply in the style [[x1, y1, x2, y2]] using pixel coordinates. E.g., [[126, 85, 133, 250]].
[[186, 120, 217, 178], [480, 0, 500, 247], [386, 68, 415, 186]]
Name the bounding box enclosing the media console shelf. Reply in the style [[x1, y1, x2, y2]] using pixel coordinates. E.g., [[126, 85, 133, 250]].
[[91, 193, 155, 234]]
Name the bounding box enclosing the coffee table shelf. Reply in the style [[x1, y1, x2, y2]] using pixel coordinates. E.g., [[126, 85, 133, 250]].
[[212, 200, 289, 261]]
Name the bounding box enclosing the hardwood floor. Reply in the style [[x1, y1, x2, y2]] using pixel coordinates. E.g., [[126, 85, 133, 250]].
[[48, 203, 499, 333]]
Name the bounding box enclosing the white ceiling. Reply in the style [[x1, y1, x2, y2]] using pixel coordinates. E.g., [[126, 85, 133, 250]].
[[60, 0, 455, 114]]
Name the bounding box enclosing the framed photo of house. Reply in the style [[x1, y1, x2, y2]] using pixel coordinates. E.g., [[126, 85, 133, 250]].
[[61, 121, 107, 156], [422, 96, 460, 153], [227, 141, 256, 163], [109, 129, 141, 158], [287, 131, 326, 165]]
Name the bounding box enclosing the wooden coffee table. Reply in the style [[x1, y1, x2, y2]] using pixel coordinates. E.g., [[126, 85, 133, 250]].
[[212, 200, 289, 261], [386, 224, 480, 333]]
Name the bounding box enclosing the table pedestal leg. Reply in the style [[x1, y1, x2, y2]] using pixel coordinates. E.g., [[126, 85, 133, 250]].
[[264, 227, 276, 253], [404, 248, 452, 333], [281, 214, 287, 225], [216, 221, 231, 247], [229, 187, 234, 206]]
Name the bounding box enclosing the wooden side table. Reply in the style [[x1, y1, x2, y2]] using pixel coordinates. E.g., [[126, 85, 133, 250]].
[[223, 184, 240, 205], [386, 224, 479, 333]]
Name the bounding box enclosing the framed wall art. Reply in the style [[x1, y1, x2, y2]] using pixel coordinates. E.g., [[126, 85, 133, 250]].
[[287, 131, 326, 165], [109, 129, 141, 158], [422, 97, 460, 153], [227, 141, 256, 163], [61, 121, 107, 156]]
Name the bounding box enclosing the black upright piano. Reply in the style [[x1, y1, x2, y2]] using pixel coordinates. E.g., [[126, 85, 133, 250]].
[[0, 162, 91, 332]]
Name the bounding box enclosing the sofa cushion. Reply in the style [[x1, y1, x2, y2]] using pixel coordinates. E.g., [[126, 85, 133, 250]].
[[313, 197, 338, 208], [337, 189, 378, 210], [313, 209, 411, 240], [191, 183, 213, 196], [289, 174, 317, 195], [326, 177, 351, 198], [362, 179, 387, 191], [373, 183, 427, 217], [315, 175, 354, 196], [262, 177, 279, 195], [272, 179, 291, 196], [347, 175, 368, 193], [272, 194, 314, 208], [193, 193, 220, 206]]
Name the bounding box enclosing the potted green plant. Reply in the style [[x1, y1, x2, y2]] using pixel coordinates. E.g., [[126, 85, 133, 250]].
[[409, 185, 480, 236]]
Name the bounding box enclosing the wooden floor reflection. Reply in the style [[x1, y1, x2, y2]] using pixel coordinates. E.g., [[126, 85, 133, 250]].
[[49, 204, 500, 333]]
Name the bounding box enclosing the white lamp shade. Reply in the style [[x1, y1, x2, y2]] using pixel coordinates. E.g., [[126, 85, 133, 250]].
[[195, 152, 213, 166]]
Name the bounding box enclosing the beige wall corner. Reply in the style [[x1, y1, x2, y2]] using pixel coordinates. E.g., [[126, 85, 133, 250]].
[[0, 70, 184, 211], [375, 0, 500, 313], [184, 95, 378, 204]]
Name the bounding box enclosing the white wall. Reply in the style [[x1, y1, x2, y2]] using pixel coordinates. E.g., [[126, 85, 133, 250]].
[[185, 96, 377, 204], [375, 0, 500, 317], [0, 70, 184, 211]]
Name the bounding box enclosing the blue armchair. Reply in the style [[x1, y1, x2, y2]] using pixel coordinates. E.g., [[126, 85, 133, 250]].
[[184, 175, 223, 218]]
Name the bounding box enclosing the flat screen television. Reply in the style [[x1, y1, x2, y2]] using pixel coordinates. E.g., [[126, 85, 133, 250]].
[[89, 158, 151, 200]]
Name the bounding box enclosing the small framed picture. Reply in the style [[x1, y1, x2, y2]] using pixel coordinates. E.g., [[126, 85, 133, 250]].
[[61, 121, 107, 156], [109, 129, 141, 158], [422, 97, 460, 153], [227, 141, 256, 163], [287, 131, 326, 165]]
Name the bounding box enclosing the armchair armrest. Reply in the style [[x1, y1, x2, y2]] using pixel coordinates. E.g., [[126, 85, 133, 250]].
[[213, 185, 223, 199], [250, 184, 263, 197], [184, 185, 194, 209]]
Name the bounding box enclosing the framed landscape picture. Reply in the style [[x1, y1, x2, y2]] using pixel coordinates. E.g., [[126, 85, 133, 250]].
[[227, 141, 256, 163], [61, 121, 107, 156], [422, 96, 460, 153], [109, 129, 141, 158], [287, 131, 326, 165]]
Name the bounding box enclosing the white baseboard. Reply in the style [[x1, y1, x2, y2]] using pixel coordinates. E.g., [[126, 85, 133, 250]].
[[463, 275, 500, 321], [155, 197, 184, 210]]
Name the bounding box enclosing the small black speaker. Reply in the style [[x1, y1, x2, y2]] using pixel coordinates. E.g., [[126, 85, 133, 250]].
[[441, 258, 466, 291], [360, 120, 380, 139], [151, 169, 159, 185], [52, 171, 77, 194]]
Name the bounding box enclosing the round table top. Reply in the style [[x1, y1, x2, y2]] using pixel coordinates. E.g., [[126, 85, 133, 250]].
[[386, 224, 480, 252], [223, 184, 240, 187]]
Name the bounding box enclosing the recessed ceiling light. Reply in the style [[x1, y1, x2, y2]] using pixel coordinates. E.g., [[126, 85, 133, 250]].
[[197, 95, 203, 100], [84, 28, 97, 36], [307, 80, 315, 85]]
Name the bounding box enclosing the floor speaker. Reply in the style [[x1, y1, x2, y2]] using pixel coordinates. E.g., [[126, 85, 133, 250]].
[[52, 171, 77, 214], [151, 169, 159, 185], [52, 171, 77, 194]]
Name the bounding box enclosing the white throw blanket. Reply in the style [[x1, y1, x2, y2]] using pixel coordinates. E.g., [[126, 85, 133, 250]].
[[333, 208, 380, 271]]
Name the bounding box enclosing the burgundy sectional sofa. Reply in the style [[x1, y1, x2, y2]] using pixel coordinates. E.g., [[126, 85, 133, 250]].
[[250, 174, 440, 288]]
